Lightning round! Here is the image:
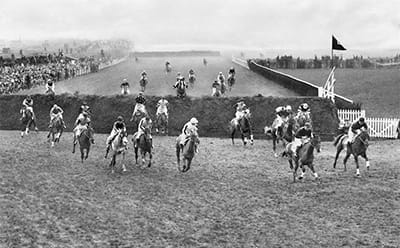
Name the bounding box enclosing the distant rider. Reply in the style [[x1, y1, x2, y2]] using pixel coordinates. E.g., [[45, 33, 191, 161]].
[[105, 116, 126, 158], [290, 122, 313, 158], [49, 104, 66, 129], [217, 72, 225, 84], [131, 92, 147, 120], [133, 115, 153, 148], [156, 97, 169, 118], [228, 67, 236, 77], [45, 79, 55, 94], [78, 101, 91, 118], [233, 100, 249, 126], [20, 95, 38, 131], [333, 118, 351, 145], [120, 78, 130, 95]]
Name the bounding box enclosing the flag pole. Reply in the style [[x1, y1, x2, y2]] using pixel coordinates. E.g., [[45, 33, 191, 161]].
[[331, 36, 334, 69]]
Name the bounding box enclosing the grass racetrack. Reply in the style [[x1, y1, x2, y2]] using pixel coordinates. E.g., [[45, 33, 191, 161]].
[[1, 130, 399, 247], [278, 68, 400, 117], [20, 56, 298, 97]]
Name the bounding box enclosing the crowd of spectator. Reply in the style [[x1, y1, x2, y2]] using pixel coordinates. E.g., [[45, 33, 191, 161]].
[[0, 53, 103, 95]]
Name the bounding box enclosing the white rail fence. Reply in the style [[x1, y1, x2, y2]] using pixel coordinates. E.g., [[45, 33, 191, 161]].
[[231, 56, 250, 69], [338, 109, 399, 138]]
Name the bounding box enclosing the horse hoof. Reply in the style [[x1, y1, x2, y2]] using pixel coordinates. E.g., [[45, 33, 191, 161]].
[[298, 176, 303, 180]]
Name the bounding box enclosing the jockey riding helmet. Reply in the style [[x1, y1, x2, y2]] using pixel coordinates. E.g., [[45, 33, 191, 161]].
[[275, 106, 284, 113], [82, 101, 87, 105], [138, 91, 143, 96], [117, 116, 124, 121], [219, 72, 223, 75], [358, 117, 365, 123], [190, 117, 199, 125], [300, 103, 309, 111], [27, 95, 32, 100], [285, 105, 292, 112], [123, 78, 127, 82]]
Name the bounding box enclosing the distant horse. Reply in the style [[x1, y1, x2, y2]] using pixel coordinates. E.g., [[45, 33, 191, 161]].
[[48, 116, 64, 147], [227, 75, 235, 91], [109, 130, 129, 173], [155, 113, 168, 135], [188, 74, 196, 88], [203, 58, 207, 66], [139, 77, 148, 92], [174, 81, 187, 98], [220, 81, 227, 95], [176, 130, 200, 172], [165, 63, 172, 73], [230, 113, 253, 146], [133, 127, 152, 168], [20, 108, 38, 138], [72, 127, 94, 162], [334, 130, 370, 176], [287, 135, 321, 182], [265, 117, 295, 157]]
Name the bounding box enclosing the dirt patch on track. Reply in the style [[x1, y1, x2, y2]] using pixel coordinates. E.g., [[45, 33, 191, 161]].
[[1, 131, 399, 247]]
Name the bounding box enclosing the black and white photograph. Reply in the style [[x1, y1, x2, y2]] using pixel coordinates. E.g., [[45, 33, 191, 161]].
[[0, 0, 399, 247]]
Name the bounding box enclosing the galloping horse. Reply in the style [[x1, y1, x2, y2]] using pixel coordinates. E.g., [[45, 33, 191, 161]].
[[176, 130, 199, 172], [133, 127, 152, 168], [109, 130, 129, 173], [265, 117, 296, 157], [155, 113, 168, 135], [72, 127, 94, 162], [230, 112, 253, 146], [227, 75, 235, 91], [290, 135, 321, 182], [174, 81, 187, 98], [20, 108, 38, 138], [188, 74, 196, 88], [139, 77, 148, 92], [48, 115, 64, 147], [334, 130, 370, 176]]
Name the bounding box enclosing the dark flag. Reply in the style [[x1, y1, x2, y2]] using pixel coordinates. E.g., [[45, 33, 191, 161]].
[[332, 35, 346, 50]]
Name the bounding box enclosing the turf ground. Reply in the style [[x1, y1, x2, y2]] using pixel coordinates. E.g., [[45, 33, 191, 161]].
[[1, 130, 399, 247], [19, 56, 298, 97], [278, 68, 400, 117]]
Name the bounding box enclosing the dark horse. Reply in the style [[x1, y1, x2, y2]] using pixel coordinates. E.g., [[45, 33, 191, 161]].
[[20, 108, 38, 138], [333, 130, 370, 177], [130, 110, 146, 133], [133, 127, 152, 168], [227, 75, 235, 91], [174, 81, 187, 98], [139, 77, 148, 92], [48, 116, 64, 147], [176, 131, 199, 172], [72, 127, 94, 162], [288, 135, 321, 182], [265, 117, 296, 157], [155, 113, 168, 135], [230, 113, 253, 146]]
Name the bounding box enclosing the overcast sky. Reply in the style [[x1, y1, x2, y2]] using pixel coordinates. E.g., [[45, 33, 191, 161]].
[[0, 0, 399, 52]]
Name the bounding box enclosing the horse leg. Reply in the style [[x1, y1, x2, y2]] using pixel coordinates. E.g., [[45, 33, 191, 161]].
[[121, 152, 127, 172], [51, 133, 55, 148], [242, 133, 247, 146], [72, 140, 76, 153], [80, 148, 84, 163], [288, 158, 293, 170], [343, 147, 351, 172], [231, 128, 235, 145], [308, 163, 319, 180], [360, 152, 370, 171], [333, 145, 343, 169], [273, 137, 278, 158], [86, 148, 89, 160], [141, 150, 146, 168], [354, 155, 360, 177], [176, 145, 182, 172], [185, 159, 192, 172], [148, 151, 152, 168], [134, 146, 139, 164], [293, 159, 300, 182], [298, 165, 306, 180], [110, 154, 116, 174]]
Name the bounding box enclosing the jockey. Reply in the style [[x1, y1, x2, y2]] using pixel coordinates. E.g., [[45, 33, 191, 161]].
[[156, 97, 169, 118], [178, 117, 199, 153], [297, 103, 311, 117], [233, 100, 249, 125], [283, 105, 293, 121], [45, 79, 55, 94], [73, 111, 93, 145], [217, 72, 225, 83], [333, 118, 351, 145], [347, 117, 368, 145], [291, 122, 313, 158], [21, 95, 35, 119], [174, 75, 187, 88], [78, 101, 91, 118], [120, 78, 130, 95], [134, 115, 153, 147], [228, 67, 236, 77], [274, 106, 286, 129], [133, 92, 147, 117], [49, 104, 66, 129], [105, 116, 126, 158], [189, 69, 195, 75], [141, 70, 147, 78]]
